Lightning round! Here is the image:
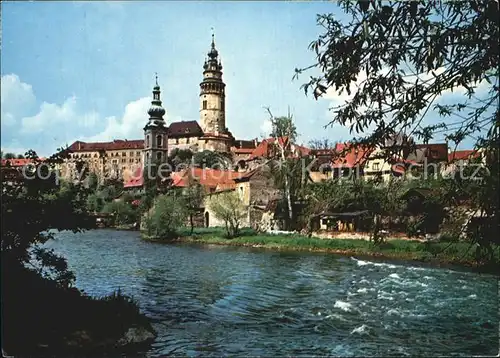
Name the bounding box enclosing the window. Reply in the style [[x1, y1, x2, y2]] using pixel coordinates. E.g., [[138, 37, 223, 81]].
[[157, 135, 163, 148], [186, 137, 190, 144], [156, 152, 162, 160], [373, 163, 380, 171], [136, 151, 141, 157], [122, 152, 126, 157], [175, 138, 179, 145], [129, 159, 134, 163], [146, 135, 150, 147], [203, 100, 207, 110], [221, 99, 225, 112], [121, 158, 126, 163]]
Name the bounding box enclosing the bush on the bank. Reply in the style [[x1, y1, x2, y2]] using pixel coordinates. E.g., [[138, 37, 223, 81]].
[[87, 193, 104, 213], [102, 200, 138, 226], [143, 193, 187, 239], [207, 191, 247, 238]]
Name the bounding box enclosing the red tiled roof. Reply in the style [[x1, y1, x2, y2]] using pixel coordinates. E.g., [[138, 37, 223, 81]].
[[331, 143, 373, 168], [171, 167, 243, 189], [0, 158, 45, 167], [448, 150, 480, 162], [249, 137, 289, 159], [123, 166, 144, 188], [68, 139, 144, 152], [248, 137, 310, 160], [168, 121, 203, 138]]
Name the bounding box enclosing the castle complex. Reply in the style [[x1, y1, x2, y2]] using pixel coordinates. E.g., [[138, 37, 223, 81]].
[[61, 35, 256, 181]]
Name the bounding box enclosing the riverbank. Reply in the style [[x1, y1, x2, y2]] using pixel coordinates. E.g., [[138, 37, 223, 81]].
[[142, 228, 499, 273], [2, 262, 156, 356]]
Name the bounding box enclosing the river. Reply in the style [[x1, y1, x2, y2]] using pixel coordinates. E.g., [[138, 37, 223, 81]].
[[45, 229, 499, 357]]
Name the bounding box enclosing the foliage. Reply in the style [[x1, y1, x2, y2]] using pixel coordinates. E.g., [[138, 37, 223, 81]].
[[192, 150, 232, 170], [3, 152, 17, 159], [265, 108, 300, 229], [102, 200, 138, 226], [208, 191, 247, 238], [308, 138, 338, 150], [298, 0, 499, 258], [269, 113, 298, 143], [87, 172, 99, 191], [86, 193, 104, 213], [184, 177, 204, 235], [143, 193, 188, 239], [168, 148, 194, 169], [1, 148, 153, 354], [298, 0, 498, 150]]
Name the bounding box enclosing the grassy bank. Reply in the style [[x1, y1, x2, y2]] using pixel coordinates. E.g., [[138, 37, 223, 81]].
[[143, 228, 500, 272]]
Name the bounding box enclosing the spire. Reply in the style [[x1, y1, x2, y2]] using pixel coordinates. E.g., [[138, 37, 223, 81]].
[[148, 74, 165, 120], [208, 27, 218, 59]]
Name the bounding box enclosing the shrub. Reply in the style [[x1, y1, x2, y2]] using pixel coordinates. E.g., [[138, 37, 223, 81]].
[[144, 193, 187, 239], [102, 201, 137, 226], [207, 191, 246, 238]]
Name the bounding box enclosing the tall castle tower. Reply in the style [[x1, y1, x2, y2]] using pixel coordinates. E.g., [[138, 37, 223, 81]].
[[143, 76, 168, 167], [199, 33, 233, 152]]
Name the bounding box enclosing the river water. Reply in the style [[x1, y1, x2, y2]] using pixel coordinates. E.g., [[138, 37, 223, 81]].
[[45, 229, 499, 357]]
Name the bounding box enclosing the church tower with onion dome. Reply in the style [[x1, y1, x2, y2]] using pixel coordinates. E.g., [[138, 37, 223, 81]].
[[143, 75, 169, 167], [199, 31, 233, 152]]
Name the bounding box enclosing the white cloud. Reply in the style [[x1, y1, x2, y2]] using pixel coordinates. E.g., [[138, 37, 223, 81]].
[[1, 73, 160, 156], [1, 74, 37, 127], [21, 96, 99, 133], [84, 97, 152, 142]]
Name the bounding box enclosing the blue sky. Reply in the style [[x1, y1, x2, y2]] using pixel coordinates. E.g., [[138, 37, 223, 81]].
[[1, 1, 485, 156]]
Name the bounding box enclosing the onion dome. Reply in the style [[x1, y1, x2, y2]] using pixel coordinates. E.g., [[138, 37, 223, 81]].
[[208, 33, 218, 59], [147, 74, 166, 120]]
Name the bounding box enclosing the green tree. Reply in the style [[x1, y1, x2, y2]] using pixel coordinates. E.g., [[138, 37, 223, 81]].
[[86, 193, 104, 213], [208, 191, 246, 238], [168, 148, 194, 169], [298, 1, 498, 150], [265, 108, 302, 229], [102, 200, 137, 226], [298, 0, 499, 257], [143, 193, 187, 239], [269, 112, 297, 143], [192, 150, 232, 170], [3, 152, 16, 159], [1, 149, 153, 354], [184, 177, 204, 235], [87, 172, 99, 192], [308, 138, 337, 150], [16, 154, 25, 159]]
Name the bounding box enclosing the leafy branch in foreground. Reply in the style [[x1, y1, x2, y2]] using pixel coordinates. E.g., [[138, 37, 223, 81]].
[[296, 0, 499, 260], [296, 0, 498, 152]]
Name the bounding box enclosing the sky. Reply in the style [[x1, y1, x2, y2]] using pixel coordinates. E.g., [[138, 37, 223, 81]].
[[1, 1, 487, 157]]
